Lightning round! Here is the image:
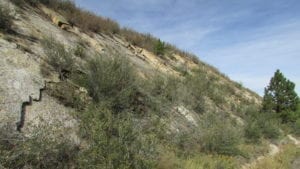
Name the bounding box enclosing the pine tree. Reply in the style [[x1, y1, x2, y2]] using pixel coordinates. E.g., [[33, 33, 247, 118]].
[[154, 39, 166, 56], [262, 69, 299, 122]]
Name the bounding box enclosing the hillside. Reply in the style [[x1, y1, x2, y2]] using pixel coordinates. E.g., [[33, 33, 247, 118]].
[[0, 1, 299, 169]]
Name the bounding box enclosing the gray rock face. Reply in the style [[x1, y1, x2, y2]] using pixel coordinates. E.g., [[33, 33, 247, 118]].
[[0, 37, 78, 143], [0, 38, 44, 128], [23, 93, 79, 144], [0, 0, 79, 134]]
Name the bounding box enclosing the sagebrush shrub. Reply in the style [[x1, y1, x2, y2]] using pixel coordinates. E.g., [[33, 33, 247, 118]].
[[200, 113, 242, 155], [41, 37, 75, 80], [77, 105, 157, 169], [293, 118, 300, 136], [261, 118, 281, 139], [82, 54, 137, 112], [245, 120, 262, 143], [73, 44, 86, 58], [0, 123, 78, 168]]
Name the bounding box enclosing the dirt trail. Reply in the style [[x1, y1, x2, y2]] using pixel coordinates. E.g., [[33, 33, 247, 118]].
[[288, 135, 300, 146], [268, 144, 280, 156], [242, 135, 300, 169]]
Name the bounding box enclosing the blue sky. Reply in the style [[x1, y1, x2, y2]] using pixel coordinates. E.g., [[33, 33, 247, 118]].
[[74, 0, 300, 96]]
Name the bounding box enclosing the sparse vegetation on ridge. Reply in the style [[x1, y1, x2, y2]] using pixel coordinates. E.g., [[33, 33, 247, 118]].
[[11, 0, 203, 65], [2, 0, 300, 168]]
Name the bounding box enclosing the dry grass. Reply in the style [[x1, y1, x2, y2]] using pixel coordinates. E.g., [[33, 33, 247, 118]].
[[251, 144, 300, 169], [183, 155, 237, 169], [238, 141, 269, 160], [157, 152, 180, 169]]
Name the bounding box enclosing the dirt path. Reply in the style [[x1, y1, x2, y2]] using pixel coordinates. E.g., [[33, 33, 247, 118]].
[[288, 135, 300, 146], [242, 135, 300, 169], [268, 144, 280, 156]]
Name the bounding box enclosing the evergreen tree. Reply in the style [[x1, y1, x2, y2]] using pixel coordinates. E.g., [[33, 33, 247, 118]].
[[154, 39, 166, 56], [262, 69, 299, 122]]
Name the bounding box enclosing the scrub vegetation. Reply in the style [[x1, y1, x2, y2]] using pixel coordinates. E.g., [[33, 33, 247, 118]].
[[2, 1, 299, 168]]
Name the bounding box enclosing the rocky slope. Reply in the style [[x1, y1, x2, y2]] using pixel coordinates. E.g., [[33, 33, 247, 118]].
[[0, 0, 262, 137], [11, 1, 300, 169]]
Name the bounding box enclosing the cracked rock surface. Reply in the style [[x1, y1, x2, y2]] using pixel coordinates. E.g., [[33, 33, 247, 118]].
[[0, 38, 44, 127]]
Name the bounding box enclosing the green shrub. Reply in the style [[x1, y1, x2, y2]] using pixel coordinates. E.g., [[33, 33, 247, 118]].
[[184, 69, 209, 113], [244, 106, 281, 140], [199, 113, 242, 156], [173, 64, 189, 76], [0, 3, 13, 32], [73, 44, 86, 58], [292, 118, 300, 136], [45, 81, 89, 110], [41, 37, 75, 80], [143, 74, 196, 113], [287, 105, 300, 135], [245, 120, 262, 143], [121, 28, 157, 52], [261, 118, 281, 139], [82, 54, 137, 112], [76, 105, 157, 169], [0, 124, 78, 169]]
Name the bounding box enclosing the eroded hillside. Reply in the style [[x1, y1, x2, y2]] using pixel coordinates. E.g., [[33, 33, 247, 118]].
[[0, 0, 260, 132], [3, 1, 290, 169]]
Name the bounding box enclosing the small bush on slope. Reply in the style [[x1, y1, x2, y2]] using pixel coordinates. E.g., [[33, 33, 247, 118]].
[[244, 107, 281, 141], [292, 118, 300, 136], [41, 37, 75, 80], [0, 123, 78, 169], [80, 54, 138, 112], [245, 120, 262, 143], [199, 112, 242, 156], [76, 104, 157, 169]]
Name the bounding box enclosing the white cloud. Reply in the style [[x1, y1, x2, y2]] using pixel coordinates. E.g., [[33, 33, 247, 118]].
[[201, 21, 300, 95]]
